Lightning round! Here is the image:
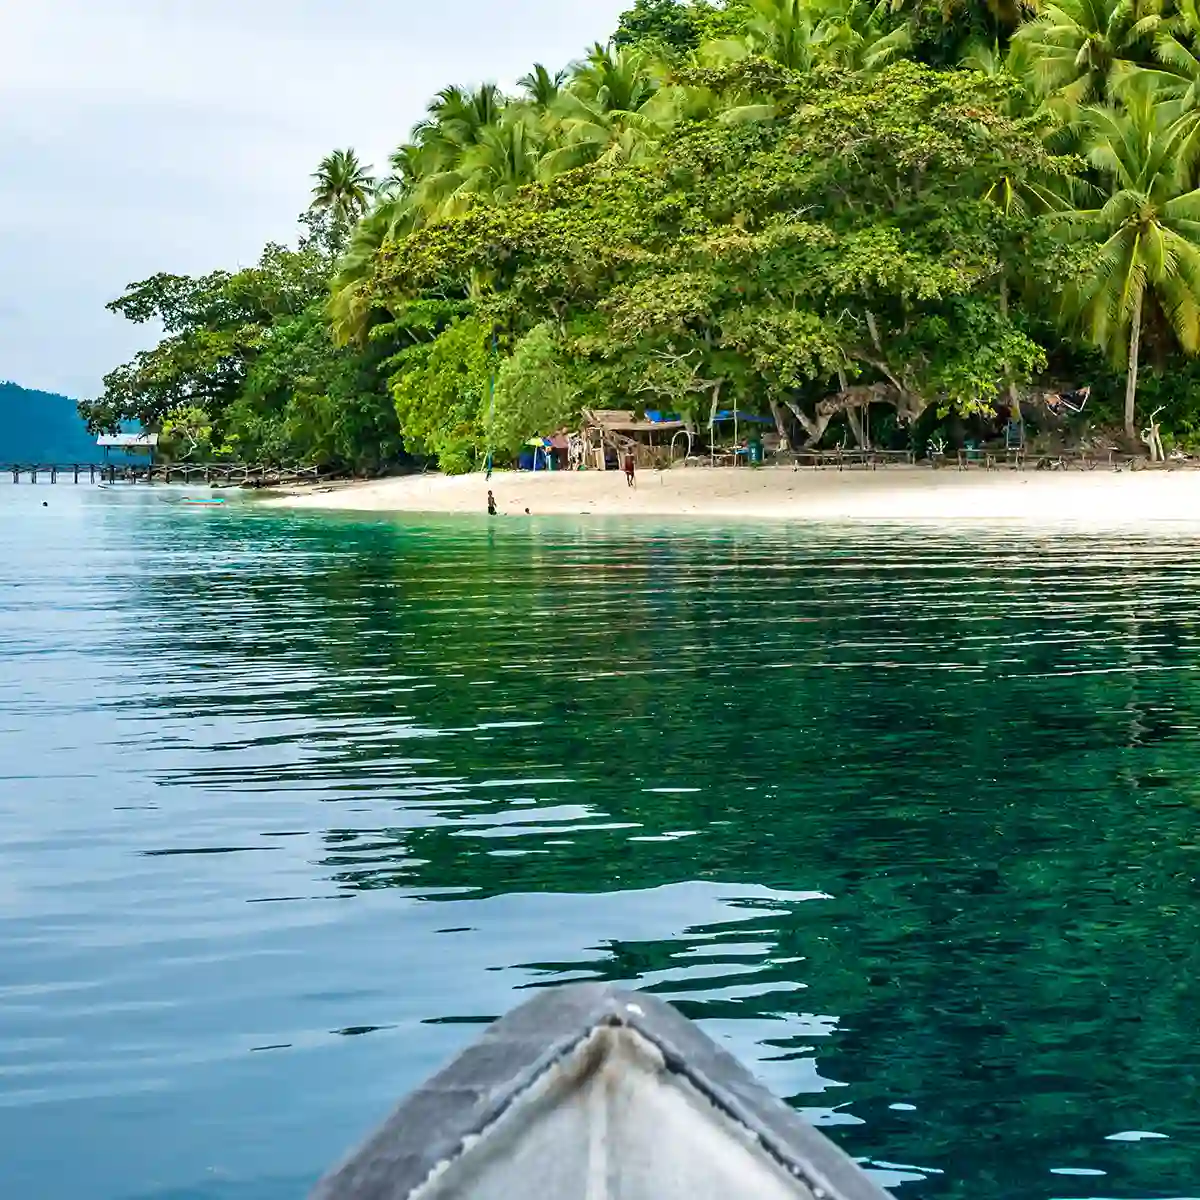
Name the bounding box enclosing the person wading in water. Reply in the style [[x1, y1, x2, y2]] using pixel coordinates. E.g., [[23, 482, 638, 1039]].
[[623, 450, 636, 488]]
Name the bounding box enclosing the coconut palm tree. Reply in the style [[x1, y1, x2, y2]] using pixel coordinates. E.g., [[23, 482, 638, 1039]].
[[380, 143, 423, 197], [1012, 0, 1163, 106], [518, 63, 568, 111], [811, 0, 913, 71], [1121, 0, 1200, 119], [410, 83, 507, 179], [571, 43, 664, 113], [708, 0, 823, 71], [310, 149, 376, 226], [413, 109, 548, 218], [1057, 95, 1200, 437], [541, 45, 668, 174], [328, 202, 398, 344]]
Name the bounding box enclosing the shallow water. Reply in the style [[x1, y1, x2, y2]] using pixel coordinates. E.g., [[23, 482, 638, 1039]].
[[2, 483, 1200, 1199]]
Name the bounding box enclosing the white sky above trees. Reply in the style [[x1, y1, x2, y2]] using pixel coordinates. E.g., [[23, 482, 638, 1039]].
[[0, 0, 629, 400]]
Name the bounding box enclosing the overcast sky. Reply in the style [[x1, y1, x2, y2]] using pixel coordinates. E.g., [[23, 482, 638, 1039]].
[[0, 0, 629, 400]]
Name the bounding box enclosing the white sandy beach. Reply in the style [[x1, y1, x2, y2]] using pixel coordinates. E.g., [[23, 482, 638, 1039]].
[[265, 464, 1200, 526]]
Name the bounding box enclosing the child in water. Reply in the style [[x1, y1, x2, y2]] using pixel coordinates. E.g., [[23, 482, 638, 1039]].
[[487, 490, 496, 515]]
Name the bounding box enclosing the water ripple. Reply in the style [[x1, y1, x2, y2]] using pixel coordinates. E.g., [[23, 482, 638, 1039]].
[[2, 487, 1200, 1199]]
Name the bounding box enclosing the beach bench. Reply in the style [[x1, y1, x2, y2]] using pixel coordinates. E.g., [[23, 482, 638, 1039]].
[[792, 450, 840, 468], [867, 449, 915, 468]]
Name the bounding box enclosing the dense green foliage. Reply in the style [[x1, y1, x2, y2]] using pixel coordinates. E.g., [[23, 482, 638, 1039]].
[[81, 0, 1200, 467]]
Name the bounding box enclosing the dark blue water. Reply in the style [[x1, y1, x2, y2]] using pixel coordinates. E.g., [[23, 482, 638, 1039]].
[[3, 483, 1200, 1199]]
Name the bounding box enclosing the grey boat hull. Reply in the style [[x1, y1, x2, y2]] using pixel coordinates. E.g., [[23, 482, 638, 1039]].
[[313, 983, 893, 1200]]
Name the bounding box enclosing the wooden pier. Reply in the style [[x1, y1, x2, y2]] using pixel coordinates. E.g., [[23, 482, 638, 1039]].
[[3, 463, 321, 487]]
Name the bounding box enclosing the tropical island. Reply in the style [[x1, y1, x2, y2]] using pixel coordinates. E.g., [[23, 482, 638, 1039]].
[[79, 0, 1200, 492]]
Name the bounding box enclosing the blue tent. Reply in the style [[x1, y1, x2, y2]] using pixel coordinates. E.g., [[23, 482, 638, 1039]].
[[712, 410, 774, 425], [708, 409, 773, 465]]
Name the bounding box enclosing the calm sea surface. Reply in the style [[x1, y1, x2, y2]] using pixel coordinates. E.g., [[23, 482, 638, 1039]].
[[2, 483, 1200, 1200]]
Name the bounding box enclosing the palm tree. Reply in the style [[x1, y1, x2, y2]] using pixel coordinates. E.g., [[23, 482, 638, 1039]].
[[1122, 0, 1200, 119], [518, 63, 568, 111], [413, 109, 547, 218], [811, 0, 912, 71], [328, 202, 398, 344], [1012, 0, 1163, 106], [541, 45, 668, 174], [707, 0, 822, 71], [310, 149, 376, 226], [414, 84, 505, 158], [380, 143, 423, 197], [1057, 96, 1200, 437], [571, 43, 663, 112]]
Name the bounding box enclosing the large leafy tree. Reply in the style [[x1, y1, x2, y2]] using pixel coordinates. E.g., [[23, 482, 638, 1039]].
[[614, 0, 756, 54], [368, 61, 1058, 446], [81, 213, 404, 471], [80, 239, 329, 434], [92, 0, 1200, 471], [1057, 96, 1200, 437], [614, 0, 706, 53], [390, 317, 497, 473], [490, 323, 583, 454]]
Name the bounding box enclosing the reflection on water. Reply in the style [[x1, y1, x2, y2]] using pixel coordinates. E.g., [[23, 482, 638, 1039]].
[[2, 485, 1200, 1199]]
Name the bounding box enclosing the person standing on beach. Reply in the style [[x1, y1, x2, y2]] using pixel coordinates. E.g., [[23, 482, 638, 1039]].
[[623, 450, 636, 488], [487, 490, 497, 515]]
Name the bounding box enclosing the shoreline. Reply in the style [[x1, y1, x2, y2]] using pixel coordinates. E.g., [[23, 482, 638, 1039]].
[[262, 465, 1200, 527]]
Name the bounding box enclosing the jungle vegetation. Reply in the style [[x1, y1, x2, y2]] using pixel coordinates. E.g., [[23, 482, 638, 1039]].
[[80, 0, 1200, 469]]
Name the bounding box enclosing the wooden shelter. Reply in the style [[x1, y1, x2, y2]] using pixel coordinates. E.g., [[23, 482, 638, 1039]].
[[581, 409, 688, 470], [97, 433, 159, 464]]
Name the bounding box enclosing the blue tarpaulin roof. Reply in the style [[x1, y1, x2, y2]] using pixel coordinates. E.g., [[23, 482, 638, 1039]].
[[712, 410, 774, 425]]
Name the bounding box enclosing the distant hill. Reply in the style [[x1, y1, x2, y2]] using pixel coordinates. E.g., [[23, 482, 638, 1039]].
[[0, 381, 103, 463]]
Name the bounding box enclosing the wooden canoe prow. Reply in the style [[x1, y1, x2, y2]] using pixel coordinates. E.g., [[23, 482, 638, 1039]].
[[312, 984, 893, 1200]]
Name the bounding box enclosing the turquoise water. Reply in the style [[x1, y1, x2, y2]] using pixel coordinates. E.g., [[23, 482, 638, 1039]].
[[3, 483, 1200, 1199]]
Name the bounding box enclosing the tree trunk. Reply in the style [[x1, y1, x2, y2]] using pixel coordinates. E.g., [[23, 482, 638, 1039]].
[[862, 310, 915, 414], [768, 400, 790, 449], [785, 400, 830, 447], [846, 406, 869, 449], [1000, 276, 1021, 428], [1125, 289, 1143, 442], [707, 381, 722, 461]]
